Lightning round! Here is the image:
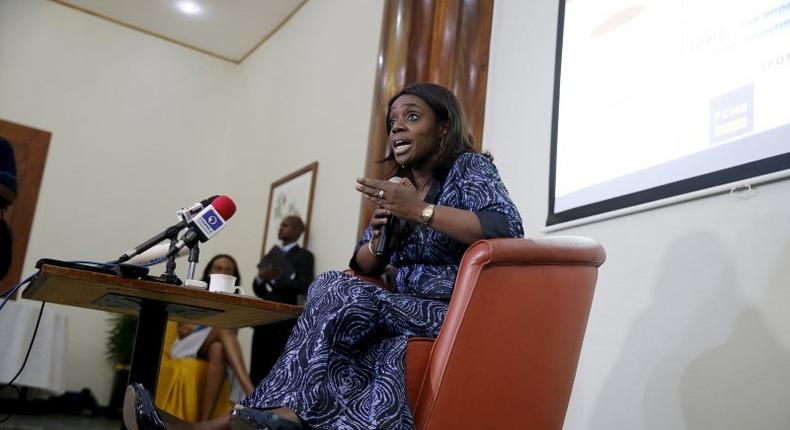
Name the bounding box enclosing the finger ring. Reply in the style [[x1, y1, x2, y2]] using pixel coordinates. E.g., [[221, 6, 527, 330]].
[[377, 190, 384, 199]]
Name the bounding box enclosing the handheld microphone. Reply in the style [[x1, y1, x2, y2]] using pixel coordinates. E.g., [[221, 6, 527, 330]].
[[125, 243, 190, 266], [116, 195, 218, 263], [168, 195, 236, 257], [373, 177, 402, 256], [373, 215, 396, 256]]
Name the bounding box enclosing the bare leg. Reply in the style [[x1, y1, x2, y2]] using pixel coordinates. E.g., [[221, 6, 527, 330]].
[[199, 328, 255, 394], [200, 341, 226, 421]]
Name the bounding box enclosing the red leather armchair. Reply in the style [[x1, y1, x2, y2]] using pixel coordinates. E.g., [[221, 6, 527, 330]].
[[405, 235, 605, 430]]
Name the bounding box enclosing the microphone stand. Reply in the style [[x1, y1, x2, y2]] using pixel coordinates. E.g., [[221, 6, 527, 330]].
[[159, 206, 203, 285], [115, 221, 185, 263], [186, 243, 199, 282], [159, 238, 181, 284], [140, 209, 193, 285]]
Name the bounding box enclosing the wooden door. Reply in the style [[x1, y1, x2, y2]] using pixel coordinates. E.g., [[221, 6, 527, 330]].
[[0, 119, 51, 296]]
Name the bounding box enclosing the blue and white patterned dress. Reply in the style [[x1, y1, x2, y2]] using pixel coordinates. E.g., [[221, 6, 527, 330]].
[[241, 153, 523, 429]]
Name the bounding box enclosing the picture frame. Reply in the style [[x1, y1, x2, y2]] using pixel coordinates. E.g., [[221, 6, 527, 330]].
[[261, 161, 318, 258]]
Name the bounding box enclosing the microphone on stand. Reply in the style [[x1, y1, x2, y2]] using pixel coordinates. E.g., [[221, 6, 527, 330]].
[[168, 195, 237, 258], [148, 195, 236, 285], [116, 195, 218, 264], [176, 196, 219, 284], [112, 195, 232, 285]]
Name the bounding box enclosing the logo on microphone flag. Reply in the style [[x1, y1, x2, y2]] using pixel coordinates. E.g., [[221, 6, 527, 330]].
[[196, 208, 226, 238]]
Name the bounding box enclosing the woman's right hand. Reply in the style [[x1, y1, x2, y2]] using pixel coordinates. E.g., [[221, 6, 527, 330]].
[[353, 207, 390, 272]]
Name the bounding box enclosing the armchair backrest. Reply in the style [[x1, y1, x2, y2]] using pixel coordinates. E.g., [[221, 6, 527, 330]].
[[413, 236, 606, 430]]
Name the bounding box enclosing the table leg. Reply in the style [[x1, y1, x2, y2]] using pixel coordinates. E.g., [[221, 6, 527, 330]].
[[122, 301, 168, 429], [127, 300, 168, 396]]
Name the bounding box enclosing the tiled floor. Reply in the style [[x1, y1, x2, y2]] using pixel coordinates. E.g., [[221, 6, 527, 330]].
[[0, 414, 121, 430]]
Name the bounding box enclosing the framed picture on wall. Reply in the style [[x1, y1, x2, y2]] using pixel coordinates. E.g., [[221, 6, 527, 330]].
[[261, 161, 318, 258]]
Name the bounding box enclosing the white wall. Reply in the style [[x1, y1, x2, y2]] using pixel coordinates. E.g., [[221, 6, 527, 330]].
[[0, 0, 382, 407], [486, 1, 790, 429], [0, 0, 236, 404], [214, 0, 384, 289]]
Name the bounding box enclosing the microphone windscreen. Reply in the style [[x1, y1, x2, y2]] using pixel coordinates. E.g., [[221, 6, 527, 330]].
[[212, 195, 236, 220]]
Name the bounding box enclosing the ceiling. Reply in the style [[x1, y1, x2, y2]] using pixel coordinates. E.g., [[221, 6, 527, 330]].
[[53, 0, 308, 63]]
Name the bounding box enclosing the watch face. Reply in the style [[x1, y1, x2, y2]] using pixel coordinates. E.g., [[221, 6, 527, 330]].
[[421, 204, 434, 222]]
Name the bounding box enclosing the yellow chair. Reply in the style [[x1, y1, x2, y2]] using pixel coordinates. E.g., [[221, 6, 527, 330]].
[[155, 321, 234, 421]]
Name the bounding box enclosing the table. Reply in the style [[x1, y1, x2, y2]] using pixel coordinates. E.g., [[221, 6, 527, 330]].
[[22, 263, 302, 399]]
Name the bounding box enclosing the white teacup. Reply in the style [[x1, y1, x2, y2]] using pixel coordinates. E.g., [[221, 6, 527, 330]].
[[208, 273, 236, 293]]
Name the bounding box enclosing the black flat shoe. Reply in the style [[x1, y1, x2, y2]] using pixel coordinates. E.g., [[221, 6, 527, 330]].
[[123, 383, 166, 430], [230, 408, 305, 430]]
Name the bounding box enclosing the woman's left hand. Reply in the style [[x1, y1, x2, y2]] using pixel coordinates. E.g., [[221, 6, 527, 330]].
[[356, 177, 424, 223]]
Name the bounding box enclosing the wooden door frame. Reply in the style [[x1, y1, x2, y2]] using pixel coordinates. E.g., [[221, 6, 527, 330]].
[[0, 119, 51, 296]]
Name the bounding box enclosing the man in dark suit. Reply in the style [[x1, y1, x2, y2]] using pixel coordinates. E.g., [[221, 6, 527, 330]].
[[250, 215, 314, 385], [252, 215, 314, 304]]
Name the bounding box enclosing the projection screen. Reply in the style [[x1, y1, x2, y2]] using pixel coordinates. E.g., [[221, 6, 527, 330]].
[[548, 0, 790, 226]]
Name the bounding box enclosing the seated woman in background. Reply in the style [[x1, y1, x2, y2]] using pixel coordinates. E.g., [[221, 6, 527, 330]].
[[169, 254, 255, 421], [123, 82, 524, 430]]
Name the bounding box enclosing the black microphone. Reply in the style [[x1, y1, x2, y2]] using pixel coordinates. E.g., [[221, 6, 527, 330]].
[[373, 214, 396, 256], [373, 177, 402, 256]]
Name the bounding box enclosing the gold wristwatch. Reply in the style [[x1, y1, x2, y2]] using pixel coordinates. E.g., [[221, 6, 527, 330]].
[[420, 204, 436, 225]]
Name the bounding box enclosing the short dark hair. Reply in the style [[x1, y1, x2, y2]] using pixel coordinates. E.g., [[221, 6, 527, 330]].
[[384, 82, 479, 177], [283, 215, 305, 235], [200, 254, 241, 284]]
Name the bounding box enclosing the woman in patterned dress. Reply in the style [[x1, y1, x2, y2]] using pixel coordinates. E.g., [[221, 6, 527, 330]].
[[123, 82, 523, 430]]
